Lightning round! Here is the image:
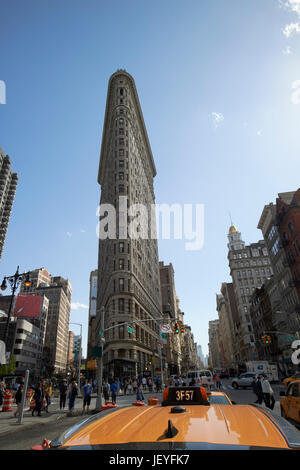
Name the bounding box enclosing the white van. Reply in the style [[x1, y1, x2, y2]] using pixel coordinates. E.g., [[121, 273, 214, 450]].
[[186, 370, 214, 389]]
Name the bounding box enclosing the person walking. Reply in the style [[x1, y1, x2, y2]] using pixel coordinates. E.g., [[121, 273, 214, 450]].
[[32, 382, 43, 417], [44, 381, 52, 413], [136, 383, 145, 402], [103, 379, 110, 402], [110, 380, 118, 404], [127, 379, 133, 395], [262, 375, 275, 409], [147, 377, 153, 392], [0, 381, 5, 407], [82, 380, 93, 413], [251, 376, 259, 403], [68, 380, 79, 412], [215, 374, 221, 390], [256, 376, 264, 405], [132, 378, 138, 394], [142, 376, 147, 391], [14, 383, 23, 418], [59, 380, 68, 410]]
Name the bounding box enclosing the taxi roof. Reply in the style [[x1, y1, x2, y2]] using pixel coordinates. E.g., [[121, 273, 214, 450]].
[[58, 404, 297, 450]]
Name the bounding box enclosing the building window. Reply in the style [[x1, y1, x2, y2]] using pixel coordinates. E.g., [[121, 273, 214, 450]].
[[119, 149, 124, 156], [119, 138, 124, 145], [119, 242, 124, 253], [119, 298, 124, 313], [119, 259, 124, 270], [119, 172, 124, 180], [119, 278, 124, 292], [119, 160, 124, 168], [119, 184, 124, 193]]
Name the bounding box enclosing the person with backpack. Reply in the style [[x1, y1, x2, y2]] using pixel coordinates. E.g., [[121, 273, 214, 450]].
[[110, 379, 118, 404], [103, 379, 110, 402], [82, 380, 93, 413], [68, 380, 78, 412], [136, 383, 145, 402]]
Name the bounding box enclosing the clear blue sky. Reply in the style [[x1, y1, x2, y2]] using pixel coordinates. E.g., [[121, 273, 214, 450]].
[[0, 0, 300, 357]]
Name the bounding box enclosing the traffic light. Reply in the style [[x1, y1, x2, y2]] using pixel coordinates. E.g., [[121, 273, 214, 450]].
[[262, 335, 271, 344], [174, 323, 179, 334], [180, 323, 185, 333]]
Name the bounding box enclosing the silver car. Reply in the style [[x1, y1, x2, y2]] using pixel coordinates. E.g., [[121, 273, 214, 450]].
[[232, 372, 257, 389]]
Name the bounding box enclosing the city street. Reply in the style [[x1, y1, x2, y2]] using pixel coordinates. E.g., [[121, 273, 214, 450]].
[[0, 381, 299, 450]]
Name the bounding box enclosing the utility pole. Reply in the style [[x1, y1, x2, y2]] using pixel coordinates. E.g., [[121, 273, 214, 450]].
[[95, 306, 105, 410]]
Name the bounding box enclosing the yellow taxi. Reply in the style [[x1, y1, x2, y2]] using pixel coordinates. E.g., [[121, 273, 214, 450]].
[[206, 390, 233, 405], [280, 380, 300, 428], [283, 372, 300, 388], [33, 386, 300, 450]]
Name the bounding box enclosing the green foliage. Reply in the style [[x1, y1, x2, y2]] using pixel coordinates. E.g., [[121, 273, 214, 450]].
[[0, 355, 16, 375]]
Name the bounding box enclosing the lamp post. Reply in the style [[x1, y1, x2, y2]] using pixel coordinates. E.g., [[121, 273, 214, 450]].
[[70, 322, 83, 393], [1, 266, 31, 347]]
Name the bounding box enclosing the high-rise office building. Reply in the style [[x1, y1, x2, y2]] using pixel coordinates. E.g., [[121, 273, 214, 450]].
[[227, 225, 273, 361], [20, 268, 72, 373], [96, 70, 162, 379], [0, 147, 18, 261], [87, 269, 98, 361]]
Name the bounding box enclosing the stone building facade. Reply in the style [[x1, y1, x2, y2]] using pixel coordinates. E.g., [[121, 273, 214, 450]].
[[96, 70, 162, 379]]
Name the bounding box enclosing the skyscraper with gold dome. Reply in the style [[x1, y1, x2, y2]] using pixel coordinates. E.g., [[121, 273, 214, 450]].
[[227, 224, 273, 362]]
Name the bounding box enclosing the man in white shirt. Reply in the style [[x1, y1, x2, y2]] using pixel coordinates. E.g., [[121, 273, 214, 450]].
[[261, 375, 275, 409]]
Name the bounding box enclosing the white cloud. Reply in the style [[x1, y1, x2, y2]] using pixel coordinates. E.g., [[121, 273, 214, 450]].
[[280, 0, 300, 36], [257, 130, 263, 137], [283, 45, 292, 54], [211, 112, 224, 128], [282, 22, 300, 37], [66, 232, 72, 238], [80, 229, 86, 233], [71, 302, 89, 310]]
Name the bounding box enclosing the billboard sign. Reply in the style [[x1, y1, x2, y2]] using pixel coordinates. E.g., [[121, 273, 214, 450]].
[[14, 294, 42, 319]]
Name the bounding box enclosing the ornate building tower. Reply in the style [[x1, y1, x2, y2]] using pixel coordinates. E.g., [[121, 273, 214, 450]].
[[96, 70, 162, 379]]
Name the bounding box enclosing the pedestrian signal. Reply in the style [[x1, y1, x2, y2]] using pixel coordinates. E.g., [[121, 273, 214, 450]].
[[180, 323, 185, 333], [174, 323, 179, 334]]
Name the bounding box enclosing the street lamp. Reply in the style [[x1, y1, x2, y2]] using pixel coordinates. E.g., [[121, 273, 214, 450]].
[[1, 266, 32, 347], [70, 322, 83, 393]]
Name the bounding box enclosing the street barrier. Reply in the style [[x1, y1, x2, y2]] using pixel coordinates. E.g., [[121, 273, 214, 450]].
[[148, 397, 159, 406], [2, 390, 13, 411]]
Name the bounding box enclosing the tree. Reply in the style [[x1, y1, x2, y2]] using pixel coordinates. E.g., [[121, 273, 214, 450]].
[[0, 355, 16, 376]]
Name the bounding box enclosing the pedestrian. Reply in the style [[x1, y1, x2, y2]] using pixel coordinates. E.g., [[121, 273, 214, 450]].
[[147, 377, 153, 392], [82, 380, 93, 413], [124, 379, 128, 396], [59, 380, 68, 410], [44, 381, 52, 413], [68, 380, 79, 412], [103, 379, 110, 402], [190, 378, 196, 386], [0, 381, 5, 407], [215, 374, 221, 390], [14, 383, 23, 418], [133, 378, 137, 393], [127, 380, 133, 395], [155, 377, 161, 392], [251, 376, 259, 403], [142, 376, 147, 391], [110, 380, 118, 404], [32, 382, 43, 417], [262, 375, 275, 409], [256, 376, 264, 405], [136, 383, 145, 402]]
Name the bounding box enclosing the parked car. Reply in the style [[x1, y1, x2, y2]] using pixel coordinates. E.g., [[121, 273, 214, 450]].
[[283, 372, 300, 388], [232, 373, 257, 389]]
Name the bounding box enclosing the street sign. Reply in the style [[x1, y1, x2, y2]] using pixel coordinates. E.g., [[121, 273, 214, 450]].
[[161, 323, 172, 334], [127, 326, 134, 334]]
